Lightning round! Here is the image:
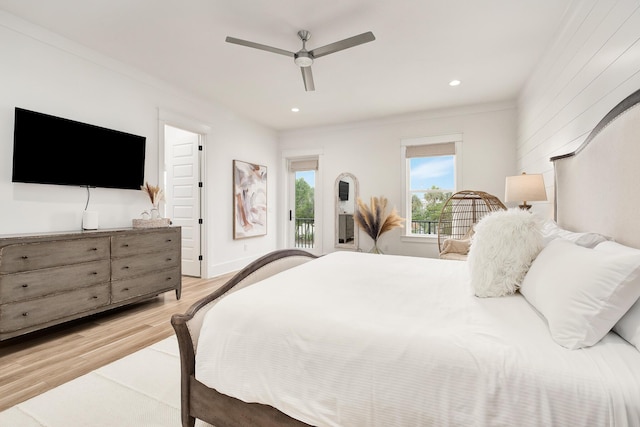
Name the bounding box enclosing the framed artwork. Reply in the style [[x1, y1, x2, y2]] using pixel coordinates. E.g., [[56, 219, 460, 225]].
[[233, 160, 268, 239]]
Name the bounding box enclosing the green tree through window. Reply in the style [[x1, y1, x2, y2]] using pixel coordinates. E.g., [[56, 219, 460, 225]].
[[411, 186, 451, 222], [295, 177, 314, 219]]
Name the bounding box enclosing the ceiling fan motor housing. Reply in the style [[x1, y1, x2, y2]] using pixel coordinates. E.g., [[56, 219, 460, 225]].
[[294, 51, 313, 67]]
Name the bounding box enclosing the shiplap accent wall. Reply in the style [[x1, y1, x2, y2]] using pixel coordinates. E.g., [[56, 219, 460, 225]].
[[517, 0, 640, 220]]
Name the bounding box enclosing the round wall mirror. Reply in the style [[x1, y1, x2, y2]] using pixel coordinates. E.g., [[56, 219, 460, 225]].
[[334, 172, 359, 250]]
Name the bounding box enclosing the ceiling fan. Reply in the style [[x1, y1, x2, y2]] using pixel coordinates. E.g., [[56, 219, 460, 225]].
[[225, 30, 376, 91]]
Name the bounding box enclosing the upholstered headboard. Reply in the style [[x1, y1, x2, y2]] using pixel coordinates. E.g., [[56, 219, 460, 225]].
[[552, 88, 640, 249]]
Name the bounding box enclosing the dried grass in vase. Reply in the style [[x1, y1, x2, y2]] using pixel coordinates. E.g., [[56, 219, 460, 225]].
[[141, 182, 165, 207], [354, 196, 405, 253]]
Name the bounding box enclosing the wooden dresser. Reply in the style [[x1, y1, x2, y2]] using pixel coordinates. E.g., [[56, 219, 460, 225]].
[[0, 227, 181, 340]]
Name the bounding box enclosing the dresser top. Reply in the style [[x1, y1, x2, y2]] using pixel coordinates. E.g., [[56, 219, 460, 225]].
[[0, 227, 178, 243]]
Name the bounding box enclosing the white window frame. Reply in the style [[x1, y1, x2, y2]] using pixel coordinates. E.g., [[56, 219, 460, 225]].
[[401, 134, 463, 241], [280, 148, 324, 255]]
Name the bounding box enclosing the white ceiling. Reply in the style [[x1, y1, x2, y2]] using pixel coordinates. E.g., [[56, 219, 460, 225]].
[[0, 0, 574, 131]]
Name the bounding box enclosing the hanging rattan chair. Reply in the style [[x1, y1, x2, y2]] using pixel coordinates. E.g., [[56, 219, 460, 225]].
[[437, 190, 506, 258]]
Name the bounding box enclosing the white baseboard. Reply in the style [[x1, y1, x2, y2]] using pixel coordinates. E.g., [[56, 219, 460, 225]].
[[205, 253, 266, 279]]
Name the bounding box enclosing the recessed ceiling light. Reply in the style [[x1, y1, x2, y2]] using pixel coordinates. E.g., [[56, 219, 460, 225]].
[[449, 80, 461, 87], [291, 107, 300, 112]]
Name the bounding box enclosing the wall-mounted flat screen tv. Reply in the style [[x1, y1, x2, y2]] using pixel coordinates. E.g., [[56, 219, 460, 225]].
[[12, 107, 146, 190]]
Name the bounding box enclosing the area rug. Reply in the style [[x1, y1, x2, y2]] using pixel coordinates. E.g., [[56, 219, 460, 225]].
[[0, 336, 213, 426]]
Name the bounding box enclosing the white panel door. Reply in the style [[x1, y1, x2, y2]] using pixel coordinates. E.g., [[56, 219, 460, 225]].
[[165, 125, 201, 277]]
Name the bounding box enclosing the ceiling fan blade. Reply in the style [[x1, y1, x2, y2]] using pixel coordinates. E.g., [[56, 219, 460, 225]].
[[301, 66, 315, 92], [225, 36, 295, 57], [309, 31, 375, 59]]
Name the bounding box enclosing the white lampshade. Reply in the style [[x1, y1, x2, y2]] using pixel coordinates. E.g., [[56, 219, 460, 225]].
[[505, 173, 547, 209]]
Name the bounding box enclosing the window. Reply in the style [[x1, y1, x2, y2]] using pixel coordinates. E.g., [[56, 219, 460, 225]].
[[402, 135, 462, 237]]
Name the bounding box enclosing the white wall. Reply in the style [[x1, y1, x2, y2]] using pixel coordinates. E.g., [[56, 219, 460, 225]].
[[517, 0, 640, 220], [0, 11, 279, 278], [279, 102, 517, 258], [204, 115, 280, 277]]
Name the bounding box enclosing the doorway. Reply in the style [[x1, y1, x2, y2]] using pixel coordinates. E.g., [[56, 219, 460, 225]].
[[287, 157, 321, 255], [163, 124, 203, 277]]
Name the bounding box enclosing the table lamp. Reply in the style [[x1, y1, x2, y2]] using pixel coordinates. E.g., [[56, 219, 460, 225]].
[[504, 172, 547, 210]]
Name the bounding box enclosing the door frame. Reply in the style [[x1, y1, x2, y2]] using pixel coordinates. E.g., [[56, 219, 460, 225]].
[[158, 108, 210, 277], [281, 148, 323, 255]]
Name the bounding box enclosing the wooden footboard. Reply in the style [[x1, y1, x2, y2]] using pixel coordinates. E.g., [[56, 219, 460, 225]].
[[171, 249, 318, 427]]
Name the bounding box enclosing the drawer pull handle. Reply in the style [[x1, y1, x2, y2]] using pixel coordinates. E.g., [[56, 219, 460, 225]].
[[22, 312, 29, 317], [166, 258, 172, 261], [123, 244, 129, 247], [123, 266, 130, 269], [92, 296, 98, 299], [21, 255, 28, 260], [166, 277, 172, 281], [21, 284, 29, 288], [91, 272, 98, 275], [123, 287, 129, 291], [166, 239, 172, 242], [91, 247, 98, 251]]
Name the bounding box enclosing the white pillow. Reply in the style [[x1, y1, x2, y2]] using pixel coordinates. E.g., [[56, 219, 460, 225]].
[[595, 241, 640, 349], [540, 219, 611, 248], [520, 239, 640, 350], [468, 209, 543, 297]]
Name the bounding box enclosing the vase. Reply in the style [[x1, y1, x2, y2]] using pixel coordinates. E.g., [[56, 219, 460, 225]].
[[150, 206, 160, 219], [369, 241, 383, 254]]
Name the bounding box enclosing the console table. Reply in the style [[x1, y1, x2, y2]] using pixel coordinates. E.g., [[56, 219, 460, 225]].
[[338, 214, 355, 244], [0, 227, 181, 340]]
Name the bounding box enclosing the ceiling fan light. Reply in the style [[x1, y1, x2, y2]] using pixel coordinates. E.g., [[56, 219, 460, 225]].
[[294, 54, 313, 67]]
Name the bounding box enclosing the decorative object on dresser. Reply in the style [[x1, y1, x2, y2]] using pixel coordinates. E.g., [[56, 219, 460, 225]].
[[0, 227, 181, 341], [504, 172, 547, 210], [437, 190, 506, 260], [82, 210, 99, 230], [134, 182, 171, 228]]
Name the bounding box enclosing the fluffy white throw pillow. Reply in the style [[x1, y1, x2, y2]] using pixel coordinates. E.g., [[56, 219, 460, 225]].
[[468, 209, 543, 297]]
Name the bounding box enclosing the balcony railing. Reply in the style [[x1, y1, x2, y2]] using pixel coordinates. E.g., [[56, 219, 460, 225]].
[[294, 219, 440, 248], [295, 218, 315, 248], [410, 220, 440, 235]]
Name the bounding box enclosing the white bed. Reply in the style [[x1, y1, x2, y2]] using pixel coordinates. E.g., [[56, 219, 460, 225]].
[[172, 87, 640, 427], [195, 251, 640, 426]]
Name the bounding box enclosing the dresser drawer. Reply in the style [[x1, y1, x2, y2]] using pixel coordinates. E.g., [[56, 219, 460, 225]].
[[111, 247, 180, 280], [111, 267, 180, 303], [111, 228, 180, 258], [0, 260, 110, 304], [0, 283, 109, 333], [0, 237, 110, 273]]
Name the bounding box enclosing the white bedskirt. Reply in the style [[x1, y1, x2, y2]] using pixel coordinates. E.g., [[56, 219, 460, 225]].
[[195, 251, 640, 426]]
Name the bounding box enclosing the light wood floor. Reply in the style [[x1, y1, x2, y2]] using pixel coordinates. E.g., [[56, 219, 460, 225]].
[[0, 273, 234, 412]]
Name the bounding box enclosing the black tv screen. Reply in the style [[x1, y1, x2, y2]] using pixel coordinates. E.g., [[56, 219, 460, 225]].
[[12, 107, 146, 190]]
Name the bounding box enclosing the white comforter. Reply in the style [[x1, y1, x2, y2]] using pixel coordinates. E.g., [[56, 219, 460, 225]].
[[196, 251, 640, 426]]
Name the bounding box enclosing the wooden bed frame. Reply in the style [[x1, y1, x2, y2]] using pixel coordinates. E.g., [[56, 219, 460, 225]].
[[171, 88, 640, 427], [171, 249, 317, 427]]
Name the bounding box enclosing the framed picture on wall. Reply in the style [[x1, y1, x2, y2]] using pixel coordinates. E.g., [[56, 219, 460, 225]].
[[233, 159, 268, 239]]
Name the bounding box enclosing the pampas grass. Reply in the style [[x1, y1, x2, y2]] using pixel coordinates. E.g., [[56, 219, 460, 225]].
[[354, 196, 405, 252], [141, 182, 164, 206]]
